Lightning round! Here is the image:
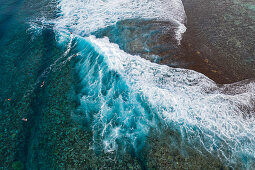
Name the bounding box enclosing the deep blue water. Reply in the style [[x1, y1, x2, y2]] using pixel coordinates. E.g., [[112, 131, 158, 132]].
[[1, 0, 255, 169]]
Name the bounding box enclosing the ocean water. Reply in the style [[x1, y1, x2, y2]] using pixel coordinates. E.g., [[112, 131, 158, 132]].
[[0, 0, 255, 169]]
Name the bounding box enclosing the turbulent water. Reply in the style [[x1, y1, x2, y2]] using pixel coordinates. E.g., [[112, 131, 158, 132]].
[[54, 0, 186, 43], [1, 0, 255, 169], [61, 34, 255, 168]]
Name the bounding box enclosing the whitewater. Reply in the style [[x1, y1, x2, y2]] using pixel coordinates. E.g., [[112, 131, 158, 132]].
[[43, 0, 255, 168]]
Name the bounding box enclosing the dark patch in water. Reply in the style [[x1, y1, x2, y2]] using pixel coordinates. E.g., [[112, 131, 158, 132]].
[[182, 0, 255, 84]]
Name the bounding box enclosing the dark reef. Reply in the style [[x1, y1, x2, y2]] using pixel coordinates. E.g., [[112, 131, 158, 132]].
[[0, 0, 254, 169]]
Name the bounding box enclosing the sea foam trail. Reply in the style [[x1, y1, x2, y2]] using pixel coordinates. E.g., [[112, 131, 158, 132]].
[[73, 35, 255, 168], [55, 0, 186, 43], [53, 0, 255, 167]]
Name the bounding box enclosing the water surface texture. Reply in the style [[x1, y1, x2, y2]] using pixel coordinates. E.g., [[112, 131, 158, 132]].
[[0, 0, 255, 169]]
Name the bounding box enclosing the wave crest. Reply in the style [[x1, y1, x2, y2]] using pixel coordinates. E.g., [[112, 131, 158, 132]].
[[73, 35, 255, 167], [55, 0, 186, 42]]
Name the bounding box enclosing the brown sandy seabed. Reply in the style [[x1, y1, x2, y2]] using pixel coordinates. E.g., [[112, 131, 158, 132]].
[[1, 0, 254, 169], [177, 0, 255, 84]]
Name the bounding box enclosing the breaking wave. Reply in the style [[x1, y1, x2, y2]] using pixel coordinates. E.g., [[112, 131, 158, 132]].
[[64, 34, 255, 168], [55, 0, 186, 43], [51, 0, 255, 168]]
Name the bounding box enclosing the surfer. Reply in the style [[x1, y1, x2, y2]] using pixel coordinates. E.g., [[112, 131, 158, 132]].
[[40, 81, 45, 87], [21, 118, 27, 122]]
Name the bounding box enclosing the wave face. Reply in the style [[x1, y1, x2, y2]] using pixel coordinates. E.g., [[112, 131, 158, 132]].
[[55, 0, 186, 42], [53, 0, 255, 168], [70, 35, 255, 168]]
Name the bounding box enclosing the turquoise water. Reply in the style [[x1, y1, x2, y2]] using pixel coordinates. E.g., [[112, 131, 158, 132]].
[[1, 0, 255, 169]]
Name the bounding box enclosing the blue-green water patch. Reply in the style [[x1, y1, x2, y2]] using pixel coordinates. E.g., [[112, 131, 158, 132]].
[[69, 34, 255, 169]]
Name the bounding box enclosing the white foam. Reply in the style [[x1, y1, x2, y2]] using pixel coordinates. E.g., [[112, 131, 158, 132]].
[[85, 35, 255, 165], [55, 0, 186, 42], [53, 0, 255, 165]]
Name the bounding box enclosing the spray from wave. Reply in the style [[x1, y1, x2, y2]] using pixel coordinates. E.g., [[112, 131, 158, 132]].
[[55, 0, 186, 43], [68, 35, 255, 168], [49, 0, 255, 168]]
